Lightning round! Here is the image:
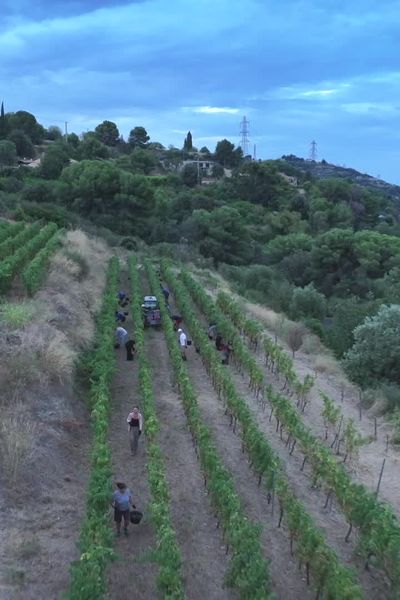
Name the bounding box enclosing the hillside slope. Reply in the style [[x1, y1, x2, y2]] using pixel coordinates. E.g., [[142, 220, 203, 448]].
[[282, 154, 400, 200]]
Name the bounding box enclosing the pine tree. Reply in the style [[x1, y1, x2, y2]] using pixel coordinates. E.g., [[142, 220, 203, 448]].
[[183, 131, 193, 151], [0, 101, 7, 139]]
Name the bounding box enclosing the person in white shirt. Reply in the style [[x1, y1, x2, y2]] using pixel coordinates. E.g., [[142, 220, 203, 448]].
[[178, 328, 188, 361], [127, 407, 143, 455], [115, 326, 128, 348]]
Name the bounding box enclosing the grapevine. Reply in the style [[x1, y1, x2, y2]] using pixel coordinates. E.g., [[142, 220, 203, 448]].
[[0, 222, 58, 294], [179, 268, 400, 592], [22, 230, 61, 296], [66, 257, 119, 600], [146, 260, 273, 600], [164, 262, 362, 599]]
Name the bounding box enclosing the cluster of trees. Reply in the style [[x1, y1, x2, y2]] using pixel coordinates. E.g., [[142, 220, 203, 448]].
[[1, 107, 400, 396], [0, 105, 46, 163]]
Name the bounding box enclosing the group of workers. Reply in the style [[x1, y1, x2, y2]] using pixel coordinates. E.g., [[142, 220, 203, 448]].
[[112, 289, 144, 536], [115, 291, 135, 360], [112, 405, 143, 537], [111, 283, 236, 536]]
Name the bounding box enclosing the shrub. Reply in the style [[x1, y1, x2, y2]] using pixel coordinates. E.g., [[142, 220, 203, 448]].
[[15, 202, 78, 228], [284, 322, 305, 357], [302, 316, 324, 337], [289, 283, 327, 320], [0, 301, 38, 327], [119, 236, 137, 250], [325, 295, 379, 358], [343, 304, 400, 388]]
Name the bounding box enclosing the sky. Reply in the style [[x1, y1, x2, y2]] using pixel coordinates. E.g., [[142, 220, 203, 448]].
[[1, 0, 400, 183]]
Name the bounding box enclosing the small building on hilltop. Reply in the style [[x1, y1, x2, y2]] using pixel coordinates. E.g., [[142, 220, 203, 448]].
[[179, 159, 218, 177]]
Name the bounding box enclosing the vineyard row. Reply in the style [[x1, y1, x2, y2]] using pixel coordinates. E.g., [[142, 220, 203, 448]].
[[66, 257, 119, 600], [162, 262, 362, 600], [180, 269, 400, 593], [128, 257, 185, 598], [0, 221, 60, 294], [146, 260, 274, 600]]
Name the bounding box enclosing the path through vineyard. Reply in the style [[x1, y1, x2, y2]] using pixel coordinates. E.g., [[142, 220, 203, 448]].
[[106, 279, 158, 600], [106, 270, 234, 600]]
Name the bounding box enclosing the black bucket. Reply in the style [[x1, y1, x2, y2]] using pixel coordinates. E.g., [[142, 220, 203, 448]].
[[130, 510, 143, 524]]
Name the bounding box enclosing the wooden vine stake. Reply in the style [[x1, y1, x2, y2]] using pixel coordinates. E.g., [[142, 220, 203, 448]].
[[375, 458, 386, 499]]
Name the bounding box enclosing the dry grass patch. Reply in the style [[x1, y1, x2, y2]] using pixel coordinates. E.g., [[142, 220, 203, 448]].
[[301, 332, 325, 355], [313, 354, 343, 377], [50, 253, 82, 280], [0, 407, 38, 483], [41, 330, 77, 383]]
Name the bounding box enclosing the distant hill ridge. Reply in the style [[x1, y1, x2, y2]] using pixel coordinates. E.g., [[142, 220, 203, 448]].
[[281, 155, 400, 200]]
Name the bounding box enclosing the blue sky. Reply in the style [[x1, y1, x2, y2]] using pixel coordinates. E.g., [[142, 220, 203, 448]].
[[2, 0, 400, 183]]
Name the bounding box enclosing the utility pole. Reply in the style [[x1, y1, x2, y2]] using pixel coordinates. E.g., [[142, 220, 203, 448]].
[[239, 116, 250, 156], [64, 121, 68, 140], [253, 144, 257, 161], [309, 140, 317, 161]]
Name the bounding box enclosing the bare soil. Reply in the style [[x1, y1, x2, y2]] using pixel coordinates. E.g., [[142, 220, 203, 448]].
[[0, 385, 91, 600], [245, 301, 400, 517], [0, 230, 111, 600]]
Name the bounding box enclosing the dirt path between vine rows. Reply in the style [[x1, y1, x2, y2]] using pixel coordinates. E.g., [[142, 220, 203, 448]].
[[106, 273, 158, 600], [145, 326, 235, 600], [107, 270, 235, 600]]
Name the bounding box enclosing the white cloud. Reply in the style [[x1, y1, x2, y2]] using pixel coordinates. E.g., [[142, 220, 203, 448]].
[[184, 106, 240, 114], [272, 82, 352, 101], [301, 89, 338, 97]]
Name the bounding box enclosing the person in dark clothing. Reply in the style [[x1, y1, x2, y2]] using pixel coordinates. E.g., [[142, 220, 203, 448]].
[[117, 291, 130, 307], [125, 339, 135, 361], [171, 315, 183, 331], [221, 341, 233, 365], [215, 333, 224, 351], [207, 323, 217, 340], [116, 310, 127, 323], [161, 286, 170, 302]]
